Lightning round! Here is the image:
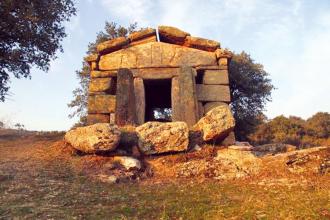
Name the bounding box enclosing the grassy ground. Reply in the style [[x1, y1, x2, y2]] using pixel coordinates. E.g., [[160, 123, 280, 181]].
[[0, 130, 329, 219]]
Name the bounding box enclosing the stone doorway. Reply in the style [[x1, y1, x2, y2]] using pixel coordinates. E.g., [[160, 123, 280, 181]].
[[144, 79, 172, 122]]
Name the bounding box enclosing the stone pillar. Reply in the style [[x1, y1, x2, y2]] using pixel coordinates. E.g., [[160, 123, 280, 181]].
[[115, 68, 137, 126], [134, 77, 145, 125], [171, 76, 181, 121], [172, 66, 199, 127]]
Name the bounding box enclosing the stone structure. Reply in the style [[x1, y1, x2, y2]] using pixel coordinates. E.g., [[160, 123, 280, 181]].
[[85, 26, 233, 129]]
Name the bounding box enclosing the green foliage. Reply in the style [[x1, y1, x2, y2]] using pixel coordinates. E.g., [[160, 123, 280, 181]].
[[229, 52, 274, 141], [249, 112, 330, 147], [0, 0, 76, 101], [68, 22, 138, 126]]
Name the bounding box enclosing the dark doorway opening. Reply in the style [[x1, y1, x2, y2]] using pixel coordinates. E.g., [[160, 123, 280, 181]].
[[144, 79, 172, 122]]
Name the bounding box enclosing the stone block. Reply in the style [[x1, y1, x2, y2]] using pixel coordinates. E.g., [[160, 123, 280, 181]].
[[134, 77, 145, 125], [204, 102, 228, 114], [88, 95, 116, 114], [129, 35, 157, 47], [99, 42, 217, 70], [136, 121, 189, 155], [215, 48, 233, 59], [184, 36, 220, 52], [203, 69, 229, 85], [219, 57, 228, 66], [97, 37, 129, 54], [196, 84, 231, 102], [158, 26, 190, 44], [115, 68, 137, 126], [90, 70, 117, 78], [90, 61, 98, 70], [89, 78, 115, 93], [128, 28, 156, 42], [84, 53, 99, 63], [87, 114, 110, 125]]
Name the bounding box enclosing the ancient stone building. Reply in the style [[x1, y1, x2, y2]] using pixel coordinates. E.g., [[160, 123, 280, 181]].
[[85, 26, 233, 128]]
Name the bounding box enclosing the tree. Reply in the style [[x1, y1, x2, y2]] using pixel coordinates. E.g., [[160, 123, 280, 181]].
[[229, 52, 274, 141], [68, 22, 138, 127], [0, 0, 76, 101], [305, 112, 330, 139]]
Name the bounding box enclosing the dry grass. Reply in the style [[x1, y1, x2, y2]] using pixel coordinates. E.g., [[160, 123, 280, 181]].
[[0, 130, 329, 219]]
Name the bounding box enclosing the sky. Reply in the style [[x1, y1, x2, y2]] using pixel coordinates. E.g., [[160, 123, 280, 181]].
[[1, 0, 330, 131]]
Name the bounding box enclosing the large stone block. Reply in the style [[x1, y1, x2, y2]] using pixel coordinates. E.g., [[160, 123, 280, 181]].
[[87, 114, 110, 125], [128, 28, 156, 42], [90, 70, 117, 78], [88, 95, 116, 114], [136, 121, 189, 155], [203, 70, 229, 85], [204, 102, 228, 114], [184, 36, 220, 52], [129, 35, 157, 47], [89, 78, 115, 93], [84, 53, 99, 63], [158, 26, 190, 44], [196, 84, 231, 102], [98, 42, 217, 70], [134, 77, 145, 125], [115, 69, 137, 126], [65, 123, 121, 154], [97, 37, 129, 54], [194, 105, 235, 141]]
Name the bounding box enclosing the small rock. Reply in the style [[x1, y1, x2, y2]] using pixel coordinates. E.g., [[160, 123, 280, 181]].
[[193, 105, 235, 142], [114, 156, 142, 170], [64, 123, 121, 154], [136, 121, 189, 155], [97, 174, 118, 184]]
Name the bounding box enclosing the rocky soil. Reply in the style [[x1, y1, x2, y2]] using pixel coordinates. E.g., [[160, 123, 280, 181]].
[[0, 129, 329, 219]]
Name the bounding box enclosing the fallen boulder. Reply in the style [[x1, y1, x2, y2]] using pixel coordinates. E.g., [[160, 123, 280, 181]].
[[136, 121, 189, 155], [193, 105, 235, 142], [64, 123, 121, 154]]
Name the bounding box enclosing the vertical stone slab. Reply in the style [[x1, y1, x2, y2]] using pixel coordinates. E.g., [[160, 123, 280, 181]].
[[171, 76, 181, 121], [198, 102, 204, 118], [134, 77, 145, 125], [177, 66, 199, 127], [115, 68, 137, 126]]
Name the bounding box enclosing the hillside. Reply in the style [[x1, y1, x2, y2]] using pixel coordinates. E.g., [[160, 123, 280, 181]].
[[0, 129, 329, 219]]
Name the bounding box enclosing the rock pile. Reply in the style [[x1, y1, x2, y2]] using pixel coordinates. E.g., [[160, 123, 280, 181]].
[[64, 105, 235, 155]]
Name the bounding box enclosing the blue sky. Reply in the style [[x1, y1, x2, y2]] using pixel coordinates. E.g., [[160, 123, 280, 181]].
[[1, 0, 330, 131]]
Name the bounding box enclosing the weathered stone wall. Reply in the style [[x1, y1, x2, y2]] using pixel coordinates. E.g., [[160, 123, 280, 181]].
[[85, 26, 233, 127]]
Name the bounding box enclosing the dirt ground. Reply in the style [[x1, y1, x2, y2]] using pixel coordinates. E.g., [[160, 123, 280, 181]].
[[0, 129, 329, 219]]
